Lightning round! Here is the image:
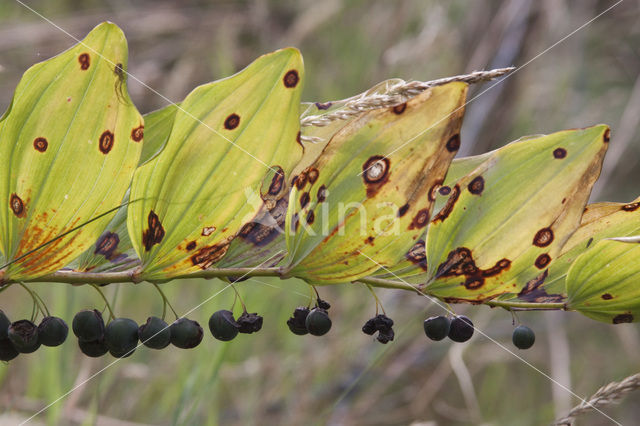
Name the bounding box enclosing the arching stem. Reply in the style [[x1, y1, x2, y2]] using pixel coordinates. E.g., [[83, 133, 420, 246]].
[[363, 283, 386, 316], [18, 282, 48, 320], [90, 284, 116, 322], [151, 283, 179, 321]]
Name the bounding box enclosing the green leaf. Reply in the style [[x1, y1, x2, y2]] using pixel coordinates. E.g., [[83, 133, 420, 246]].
[[139, 103, 179, 165], [425, 126, 609, 302], [0, 22, 142, 280], [284, 82, 468, 284], [566, 238, 640, 323], [127, 48, 304, 280]]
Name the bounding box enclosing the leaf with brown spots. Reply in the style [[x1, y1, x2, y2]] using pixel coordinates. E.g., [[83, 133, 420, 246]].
[[284, 82, 468, 284], [0, 23, 142, 280], [425, 126, 609, 301], [566, 238, 640, 323], [127, 48, 304, 279]]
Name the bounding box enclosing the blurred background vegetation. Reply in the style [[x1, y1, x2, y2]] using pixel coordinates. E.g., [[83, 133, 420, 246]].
[[0, 0, 639, 425]]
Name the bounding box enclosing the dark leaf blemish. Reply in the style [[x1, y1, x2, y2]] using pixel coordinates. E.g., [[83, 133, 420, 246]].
[[224, 114, 240, 130], [186, 241, 196, 251], [535, 253, 551, 269], [315, 102, 332, 110], [603, 128, 610, 143], [517, 270, 564, 303], [553, 148, 567, 159], [33, 137, 48, 152], [533, 227, 554, 247], [306, 168, 319, 184], [94, 232, 120, 261], [362, 155, 390, 197], [405, 240, 427, 271], [392, 103, 407, 114], [621, 202, 640, 212], [613, 313, 633, 324], [317, 185, 327, 203], [439, 186, 451, 196], [306, 210, 315, 225], [131, 125, 144, 142], [408, 208, 429, 230], [446, 134, 460, 152], [191, 243, 230, 269], [268, 166, 285, 196], [432, 184, 460, 223], [436, 247, 511, 290], [300, 192, 310, 209], [601, 293, 613, 300], [283, 70, 299, 88], [78, 53, 90, 70], [398, 203, 409, 217], [10, 193, 25, 218], [467, 176, 484, 195], [240, 198, 287, 247], [142, 210, 165, 251], [99, 130, 115, 154]]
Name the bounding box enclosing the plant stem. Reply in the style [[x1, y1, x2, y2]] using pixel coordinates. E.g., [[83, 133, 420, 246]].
[[151, 283, 179, 320], [90, 284, 116, 321]]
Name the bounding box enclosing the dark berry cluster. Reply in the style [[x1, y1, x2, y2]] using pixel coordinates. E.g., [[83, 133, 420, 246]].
[[362, 314, 394, 344], [208, 309, 263, 341], [285, 299, 332, 337], [0, 310, 68, 361]]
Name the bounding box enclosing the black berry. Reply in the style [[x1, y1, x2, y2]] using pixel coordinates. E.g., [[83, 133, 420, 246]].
[[0, 338, 19, 361], [38, 316, 69, 347], [236, 312, 263, 334], [423, 315, 451, 341], [362, 314, 394, 344], [8, 320, 41, 353], [78, 338, 108, 357], [209, 310, 240, 341], [305, 308, 331, 336], [105, 318, 139, 358], [287, 307, 310, 335], [512, 325, 535, 349], [448, 315, 474, 343], [170, 318, 203, 349], [317, 299, 331, 310], [138, 316, 171, 349], [72, 310, 105, 342], [0, 310, 11, 339]]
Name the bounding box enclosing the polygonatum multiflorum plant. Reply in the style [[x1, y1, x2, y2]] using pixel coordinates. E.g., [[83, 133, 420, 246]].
[[0, 22, 639, 361]]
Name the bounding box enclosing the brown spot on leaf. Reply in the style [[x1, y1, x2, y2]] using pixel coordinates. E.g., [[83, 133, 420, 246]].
[[291, 213, 300, 232], [10, 193, 25, 218], [428, 180, 444, 202], [99, 130, 114, 154], [467, 176, 484, 195], [142, 210, 165, 251], [224, 114, 240, 130], [365, 236, 375, 245], [268, 167, 285, 196], [186, 241, 196, 251], [408, 208, 429, 230], [94, 232, 121, 261], [398, 203, 409, 217], [586, 237, 594, 248], [603, 128, 610, 143], [240, 198, 288, 247], [405, 240, 427, 271], [317, 185, 327, 203], [392, 103, 407, 114], [315, 102, 332, 110], [131, 125, 144, 142], [439, 186, 451, 196], [621, 202, 640, 212], [432, 184, 460, 223], [535, 253, 551, 269], [446, 134, 461, 152], [191, 242, 230, 269], [517, 270, 565, 303], [553, 148, 567, 159], [602, 293, 613, 300], [306, 168, 319, 184], [293, 173, 307, 190], [78, 53, 90, 70], [362, 156, 390, 197], [613, 313, 633, 324], [201, 226, 216, 236], [33, 137, 48, 152], [300, 192, 310, 209], [283, 70, 299, 88], [436, 247, 511, 291], [533, 227, 554, 247], [306, 210, 315, 225], [464, 277, 484, 290]]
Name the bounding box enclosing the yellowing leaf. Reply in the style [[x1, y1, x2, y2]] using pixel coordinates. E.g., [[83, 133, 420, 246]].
[[0, 22, 142, 280], [425, 126, 609, 302], [284, 82, 468, 284], [127, 48, 304, 280], [566, 238, 640, 323]]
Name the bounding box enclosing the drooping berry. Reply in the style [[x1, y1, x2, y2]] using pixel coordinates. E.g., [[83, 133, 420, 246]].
[[0, 338, 19, 361], [0, 310, 11, 339], [287, 307, 310, 335], [209, 310, 240, 341], [138, 316, 171, 349], [317, 299, 331, 310], [170, 318, 203, 349], [236, 312, 263, 334], [362, 314, 394, 344], [448, 315, 474, 343], [78, 338, 108, 357], [305, 308, 331, 336], [105, 318, 139, 358], [423, 315, 451, 341], [8, 320, 41, 353], [38, 316, 69, 347], [512, 325, 535, 349], [72, 310, 105, 342]]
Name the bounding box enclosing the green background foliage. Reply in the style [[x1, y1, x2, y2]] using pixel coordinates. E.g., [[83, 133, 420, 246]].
[[1, 1, 639, 425]]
